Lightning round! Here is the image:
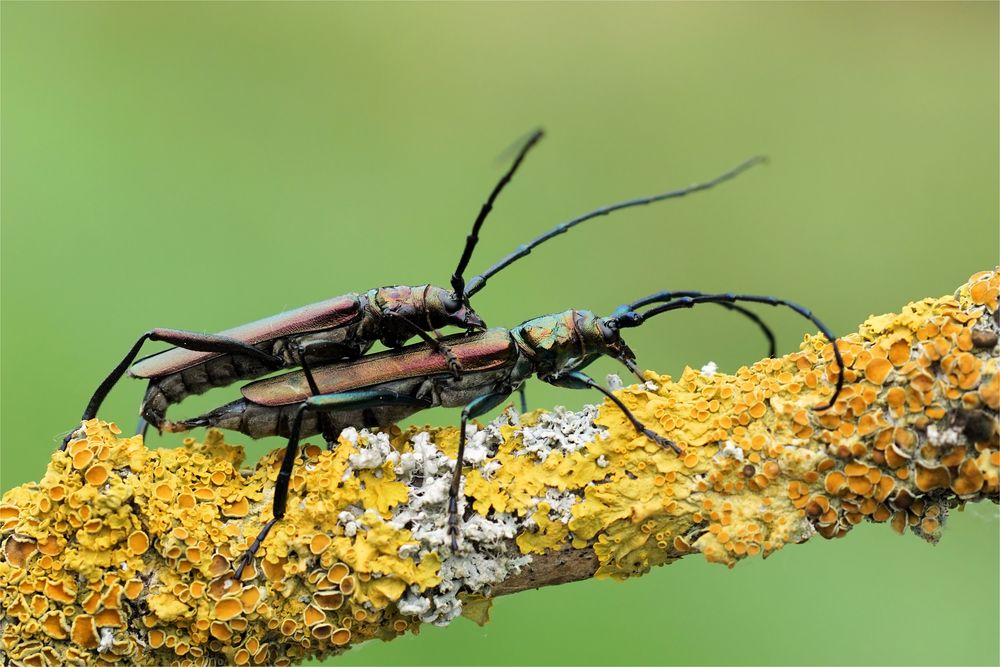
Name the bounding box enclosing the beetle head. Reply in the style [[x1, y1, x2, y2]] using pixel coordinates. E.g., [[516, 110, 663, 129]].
[[565, 311, 638, 371], [431, 287, 487, 332], [593, 314, 637, 367], [591, 314, 644, 380]]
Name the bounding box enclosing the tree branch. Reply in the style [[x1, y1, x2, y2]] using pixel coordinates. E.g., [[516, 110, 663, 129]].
[[2, 269, 997, 666]]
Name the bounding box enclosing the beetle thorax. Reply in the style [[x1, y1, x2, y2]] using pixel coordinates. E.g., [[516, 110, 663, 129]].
[[513, 310, 600, 374], [373, 285, 428, 321]]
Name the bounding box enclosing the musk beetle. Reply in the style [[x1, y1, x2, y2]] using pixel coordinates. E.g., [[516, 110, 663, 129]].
[[159, 291, 844, 574], [65, 131, 767, 449]]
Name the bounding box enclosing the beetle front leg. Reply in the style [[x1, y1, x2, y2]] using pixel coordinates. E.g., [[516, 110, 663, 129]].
[[66, 328, 283, 450], [543, 370, 680, 454], [382, 311, 464, 379]]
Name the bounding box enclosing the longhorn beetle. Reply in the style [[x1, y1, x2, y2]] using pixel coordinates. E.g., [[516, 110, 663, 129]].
[[159, 291, 845, 575], [65, 131, 767, 449]]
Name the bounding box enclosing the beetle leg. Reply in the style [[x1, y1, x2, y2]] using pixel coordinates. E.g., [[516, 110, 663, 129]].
[[290, 341, 341, 451], [234, 404, 308, 579], [286, 337, 364, 364], [383, 311, 464, 378], [543, 370, 681, 454], [234, 390, 432, 578], [450, 389, 514, 550], [517, 384, 528, 413], [135, 416, 149, 439], [66, 328, 283, 450], [620, 356, 647, 383]]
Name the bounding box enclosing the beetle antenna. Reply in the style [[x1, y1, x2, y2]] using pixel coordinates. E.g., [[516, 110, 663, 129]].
[[614, 291, 778, 358], [463, 155, 767, 298], [607, 291, 844, 410], [450, 129, 545, 298]]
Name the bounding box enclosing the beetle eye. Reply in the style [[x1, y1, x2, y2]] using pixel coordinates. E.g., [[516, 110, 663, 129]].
[[441, 293, 462, 313], [597, 319, 619, 341]]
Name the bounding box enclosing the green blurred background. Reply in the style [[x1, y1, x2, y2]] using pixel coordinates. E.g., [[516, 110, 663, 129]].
[[3, 3, 998, 665]]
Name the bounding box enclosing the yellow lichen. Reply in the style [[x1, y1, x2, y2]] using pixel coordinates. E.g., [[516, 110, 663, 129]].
[[516, 503, 570, 555], [1, 269, 997, 665], [1, 425, 424, 665]]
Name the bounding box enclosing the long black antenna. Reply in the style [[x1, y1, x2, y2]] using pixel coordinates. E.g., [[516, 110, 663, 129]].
[[607, 291, 844, 410], [623, 290, 777, 357], [463, 155, 767, 298], [450, 129, 545, 298]]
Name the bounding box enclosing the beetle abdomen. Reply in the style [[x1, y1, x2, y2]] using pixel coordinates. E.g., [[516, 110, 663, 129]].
[[139, 350, 278, 429], [137, 323, 373, 429], [163, 398, 430, 441]]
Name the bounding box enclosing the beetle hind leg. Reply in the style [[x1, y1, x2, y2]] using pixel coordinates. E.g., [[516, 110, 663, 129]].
[[233, 404, 308, 579], [64, 327, 283, 450], [135, 417, 150, 440]]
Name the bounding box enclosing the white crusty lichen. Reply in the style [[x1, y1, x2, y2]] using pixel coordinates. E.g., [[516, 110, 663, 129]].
[[518, 405, 608, 462], [339, 425, 532, 626]]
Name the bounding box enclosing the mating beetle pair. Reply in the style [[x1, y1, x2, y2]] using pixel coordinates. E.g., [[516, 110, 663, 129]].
[[66, 131, 774, 445], [66, 131, 845, 574], [165, 296, 842, 572]]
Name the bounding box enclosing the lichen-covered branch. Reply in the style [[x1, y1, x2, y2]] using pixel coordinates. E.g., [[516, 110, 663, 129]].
[[2, 270, 998, 667]]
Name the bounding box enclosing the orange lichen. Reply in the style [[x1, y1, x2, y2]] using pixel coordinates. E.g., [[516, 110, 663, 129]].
[[127, 530, 150, 555], [310, 533, 332, 555], [864, 358, 893, 385], [223, 497, 250, 518], [327, 562, 350, 583], [214, 598, 244, 622], [70, 615, 98, 649], [3, 535, 36, 568], [315, 591, 344, 611], [84, 464, 110, 486], [915, 464, 951, 493], [1, 269, 998, 665], [824, 471, 847, 494], [980, 374, 999, 411], [303, 604, 326, 626]]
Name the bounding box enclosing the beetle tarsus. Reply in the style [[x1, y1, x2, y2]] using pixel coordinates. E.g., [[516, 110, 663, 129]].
[[443, 348, 464, 379], [235, 516, 279, 579], [644, 428, 681, 454], [60, 425, 87, 451], [448, 497, 460, 551]]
